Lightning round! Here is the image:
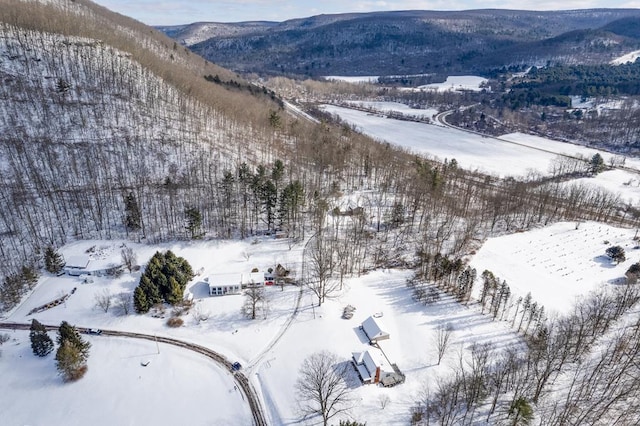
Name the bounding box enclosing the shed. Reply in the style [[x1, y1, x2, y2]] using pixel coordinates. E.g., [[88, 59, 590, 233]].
[[361, 315, 390, 344]]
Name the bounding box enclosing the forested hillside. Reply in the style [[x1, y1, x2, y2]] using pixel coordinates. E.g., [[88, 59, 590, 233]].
[[1, 0, 638, 314], [177, 9, 640, 77], [0, 0, 400, 309]]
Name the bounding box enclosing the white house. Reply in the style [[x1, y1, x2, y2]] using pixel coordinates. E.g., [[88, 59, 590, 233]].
[[361, 315, 390, 344], [208, 274, 242, 296], [64, 255, 90, 276], [242, 271, 265, 287], [351, 350, 384, 384], [64, 254, 123, 277]]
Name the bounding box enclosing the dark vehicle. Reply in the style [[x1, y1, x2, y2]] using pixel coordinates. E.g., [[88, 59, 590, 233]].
[[87, 328, 102, 335], [231, 362, 242, 371]]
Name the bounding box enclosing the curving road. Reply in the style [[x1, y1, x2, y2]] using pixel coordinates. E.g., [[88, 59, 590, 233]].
[[0, 322, 268, 426]]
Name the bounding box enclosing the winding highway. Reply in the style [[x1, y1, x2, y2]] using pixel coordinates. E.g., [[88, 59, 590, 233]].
[[0, 322, 268, 426]]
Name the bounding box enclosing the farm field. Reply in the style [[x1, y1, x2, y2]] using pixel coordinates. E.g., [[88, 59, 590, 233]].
[[321, 103, 640, 178], [470, 221, 638, 314]]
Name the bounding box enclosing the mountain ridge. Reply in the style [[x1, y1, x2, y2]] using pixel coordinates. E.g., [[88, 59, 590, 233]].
[[160, 9, 640, 77]]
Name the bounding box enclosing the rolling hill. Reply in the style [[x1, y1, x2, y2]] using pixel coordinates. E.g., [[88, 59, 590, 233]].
[[162, 9, 640, 77]]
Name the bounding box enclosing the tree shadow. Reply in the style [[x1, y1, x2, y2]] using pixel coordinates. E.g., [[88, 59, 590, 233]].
[[592, 255, 617, 269]]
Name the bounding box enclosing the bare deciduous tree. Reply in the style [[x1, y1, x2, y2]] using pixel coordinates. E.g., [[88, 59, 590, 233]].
[[378, 394, 391, 410], [121, 246, 137, 273], [435, 323, 454, 365], [192, 302, 210, 323], [304, 234, 340, 306], [295, 351, 353, 426], [94, 288, 112, 313], [114, 292, 131, 315], [242, 285, 267, 320]]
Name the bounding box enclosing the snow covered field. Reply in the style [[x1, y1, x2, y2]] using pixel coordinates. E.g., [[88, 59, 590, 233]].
[[321, 103, 640, 178], [470, 221, 638, 314], [4, 219, 637, 424], [611, 49, 640, 65], [416, 75, 488, 92], [0, 333, 252, 426], [345, 100, 439, 120]]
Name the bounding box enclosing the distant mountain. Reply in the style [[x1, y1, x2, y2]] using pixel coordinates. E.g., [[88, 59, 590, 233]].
[[160, 9, 640, 77]]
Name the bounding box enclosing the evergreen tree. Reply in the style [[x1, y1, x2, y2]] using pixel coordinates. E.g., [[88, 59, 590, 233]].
[[21, 265, 40, 288], [166, 277, 183, 305], [133, 251, 194, 312], [29, 319, 53, 357], [589, 153, 605, 175], [55, 340, 87, 382], [124, 192, 142, 231], [133, 286, 150, 313], [185, 206, 203, 239], [605, 245, 626, 264], [56, 321, 90, 382], [57, 321, 90, 357], [508, 396, 534, 425], [278, 180, 304, 236], [260, 179, 278, 231], [138, 275, 162, 306], [44, 246, 65, 274], [625, 262, 640, 284]]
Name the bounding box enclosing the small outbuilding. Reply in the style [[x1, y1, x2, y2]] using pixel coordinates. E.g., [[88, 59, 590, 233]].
[[361, 315, 390, 344]]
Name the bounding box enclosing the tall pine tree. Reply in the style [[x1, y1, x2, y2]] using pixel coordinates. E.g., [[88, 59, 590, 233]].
[[30, 319, 54, 357], [44, 246, 65, 274], [56, 321, 90, 382]]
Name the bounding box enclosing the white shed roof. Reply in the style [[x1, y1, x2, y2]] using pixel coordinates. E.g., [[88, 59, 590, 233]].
[[208, 273, 242, 288], [65, 255, 90, 269], [361, 315, 390, 342]]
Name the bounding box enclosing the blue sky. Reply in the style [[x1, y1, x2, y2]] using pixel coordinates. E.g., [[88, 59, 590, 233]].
[[93, 0, 640, 26]]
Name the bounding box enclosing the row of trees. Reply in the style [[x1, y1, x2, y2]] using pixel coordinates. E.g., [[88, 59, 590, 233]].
[[29, 319, 91, 382], [411, 280, 640, 424]]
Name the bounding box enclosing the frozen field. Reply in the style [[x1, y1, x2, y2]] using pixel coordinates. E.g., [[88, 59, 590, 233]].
[[321, 103, 640, 178], [470, 221, 638, 314]]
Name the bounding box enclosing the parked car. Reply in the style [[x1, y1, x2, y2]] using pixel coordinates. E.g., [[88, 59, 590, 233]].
[[231, 362, 242, 371], [87, 328, 102, 335]]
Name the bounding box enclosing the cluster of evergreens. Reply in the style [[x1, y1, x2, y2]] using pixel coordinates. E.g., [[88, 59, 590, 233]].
[[204, 74, 283, 107], [514, 61, 640, 97], [501, 89, 572, 109], [133, 251, 194, 313], [30, 320, 91, 382], [0, 266, 39, 312]]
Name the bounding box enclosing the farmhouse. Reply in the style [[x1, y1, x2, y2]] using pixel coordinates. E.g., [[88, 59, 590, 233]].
[[64, 255, 90, 276], [208, 274, 242, 296], [63, 254, 123, 277], [361, 315, 390, 344], [351, 350, 384, 384], [208, 270, 273, 296]]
